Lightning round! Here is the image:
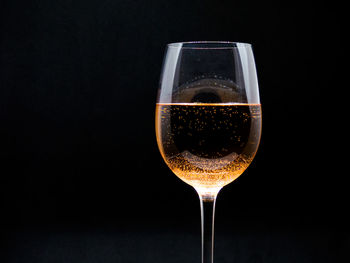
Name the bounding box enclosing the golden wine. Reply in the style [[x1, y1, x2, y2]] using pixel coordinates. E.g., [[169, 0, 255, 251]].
[[156, 103, 261, 192]]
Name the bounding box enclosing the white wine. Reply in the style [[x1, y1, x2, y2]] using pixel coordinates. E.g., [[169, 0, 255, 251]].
[[156, 103, 261, 193]]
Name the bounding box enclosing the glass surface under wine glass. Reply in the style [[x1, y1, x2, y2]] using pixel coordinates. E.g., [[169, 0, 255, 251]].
[[155, 41, 262, 263]]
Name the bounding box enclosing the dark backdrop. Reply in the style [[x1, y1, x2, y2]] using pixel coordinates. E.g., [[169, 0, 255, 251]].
[[0, 1, 346, 262]]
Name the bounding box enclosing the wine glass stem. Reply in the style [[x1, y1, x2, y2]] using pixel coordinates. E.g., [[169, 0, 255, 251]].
[[200, 195, 217, 263]]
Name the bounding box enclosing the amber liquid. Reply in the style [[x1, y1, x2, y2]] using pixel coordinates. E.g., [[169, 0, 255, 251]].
[[156, 103, 261, 191]]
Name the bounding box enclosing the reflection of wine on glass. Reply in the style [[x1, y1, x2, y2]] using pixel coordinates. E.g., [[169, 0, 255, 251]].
[[155, 42, 261, 263]]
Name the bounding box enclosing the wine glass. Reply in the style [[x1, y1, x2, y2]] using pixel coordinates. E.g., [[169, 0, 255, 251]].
[[155, 41, 261, 263]]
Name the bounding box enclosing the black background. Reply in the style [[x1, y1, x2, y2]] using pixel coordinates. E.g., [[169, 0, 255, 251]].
[[0, 1, 346, 262]]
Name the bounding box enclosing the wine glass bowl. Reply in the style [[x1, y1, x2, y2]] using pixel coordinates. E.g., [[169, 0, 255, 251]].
[[155, 41, 261, 263]]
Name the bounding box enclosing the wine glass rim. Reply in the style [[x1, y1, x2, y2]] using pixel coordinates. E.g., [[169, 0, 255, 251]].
[[167, 41, 252, 49]]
